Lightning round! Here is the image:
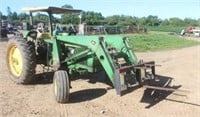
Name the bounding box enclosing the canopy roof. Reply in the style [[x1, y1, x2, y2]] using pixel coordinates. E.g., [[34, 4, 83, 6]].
[[22, 6, 82, 14]]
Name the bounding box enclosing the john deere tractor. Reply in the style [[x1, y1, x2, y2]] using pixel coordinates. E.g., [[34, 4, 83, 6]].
[[6, 6, 155, 103]]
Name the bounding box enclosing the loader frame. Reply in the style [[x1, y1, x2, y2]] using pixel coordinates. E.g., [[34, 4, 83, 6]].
[[15, 7, 156, 103]]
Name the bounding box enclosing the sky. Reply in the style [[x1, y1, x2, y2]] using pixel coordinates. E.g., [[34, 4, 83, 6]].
[[0, 0, 200, 19]]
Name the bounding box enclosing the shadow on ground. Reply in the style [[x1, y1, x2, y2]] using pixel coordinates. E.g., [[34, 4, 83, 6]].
[[30, 71, 111, 85], [28, 71, 108, 103], [140, 75, 181, 108], [29, 72, 54, 85], [27, 71, 200, 106], [69, 88, 107, 103], [140, 74, 200, 108], [71, 71, 113, 87]]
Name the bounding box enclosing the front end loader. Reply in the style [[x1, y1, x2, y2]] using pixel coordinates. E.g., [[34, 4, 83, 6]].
[[6, 6, 156, 103]]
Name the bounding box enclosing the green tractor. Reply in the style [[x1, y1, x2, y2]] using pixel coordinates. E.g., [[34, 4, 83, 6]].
[[6, 6, 155, 103]]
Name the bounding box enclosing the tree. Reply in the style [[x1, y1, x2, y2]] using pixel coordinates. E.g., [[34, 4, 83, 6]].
[[146, 15, 161, 26], [184, 18, 199, 26], [34, 13, 49, 24], [104, 15, 120, 25], [61, 4, 73, 9], [0, 11, 7, 20], [1, 5, 200, 28], [168, 17, 184, 26], [160, 19, 169, 26], [12, 12, 18, 20], [61, 14, 79, 24], [82, 11, 104, 25], [7, 6, 12, 16], [18, 13, 29, 21], [61, 4, 80, 24], [138, 17, 147, 26], [7, 6, 13, 22], [117, 15, 136, 26], [0, 11, 2, 20]]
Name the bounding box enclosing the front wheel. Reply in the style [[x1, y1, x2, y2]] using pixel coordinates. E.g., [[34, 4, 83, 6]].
[[53, 70, 70, 103]]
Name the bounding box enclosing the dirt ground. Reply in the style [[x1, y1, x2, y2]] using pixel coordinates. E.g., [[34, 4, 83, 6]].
[[0, 38, 200, 117]]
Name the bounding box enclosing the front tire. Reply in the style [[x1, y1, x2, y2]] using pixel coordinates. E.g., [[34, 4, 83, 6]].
[[53, 70, 70, 103], [6, 39, 36, 84]]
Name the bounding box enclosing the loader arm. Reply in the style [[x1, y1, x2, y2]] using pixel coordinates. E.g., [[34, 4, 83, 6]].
[[45, 35, 155, 95]]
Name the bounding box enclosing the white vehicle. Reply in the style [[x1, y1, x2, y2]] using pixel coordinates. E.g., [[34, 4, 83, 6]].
[[192, 29, 200, 37]]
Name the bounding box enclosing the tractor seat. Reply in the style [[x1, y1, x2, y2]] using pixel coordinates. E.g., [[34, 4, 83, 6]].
[[37, 32, 51, 39]]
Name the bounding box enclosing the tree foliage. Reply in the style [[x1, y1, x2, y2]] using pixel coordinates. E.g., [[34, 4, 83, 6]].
[[34, 13, 49, 24], [0, 5, 199, 28], [61, 4, 79, 24], [82, 11, 104, 25]]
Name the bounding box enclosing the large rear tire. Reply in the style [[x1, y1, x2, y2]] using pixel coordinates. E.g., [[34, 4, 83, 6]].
[[6, 39, 36, 84], [53, 70, 70, 103]]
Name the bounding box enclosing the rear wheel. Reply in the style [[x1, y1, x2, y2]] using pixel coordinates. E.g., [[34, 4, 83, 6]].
[[6, 39, 36, 84], [53, 70, 70, 103]]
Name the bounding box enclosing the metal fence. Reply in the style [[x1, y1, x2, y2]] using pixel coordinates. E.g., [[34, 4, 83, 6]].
[[60, 24, 147, 35]]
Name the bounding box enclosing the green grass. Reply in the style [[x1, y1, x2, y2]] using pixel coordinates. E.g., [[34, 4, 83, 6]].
[[122, 32, 200, 52], [147, 26, 185, 33]]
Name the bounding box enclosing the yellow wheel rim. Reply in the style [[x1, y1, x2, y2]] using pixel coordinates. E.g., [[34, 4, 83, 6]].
[[54, 80, 58, 96], [8, 46, 23, 77]]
